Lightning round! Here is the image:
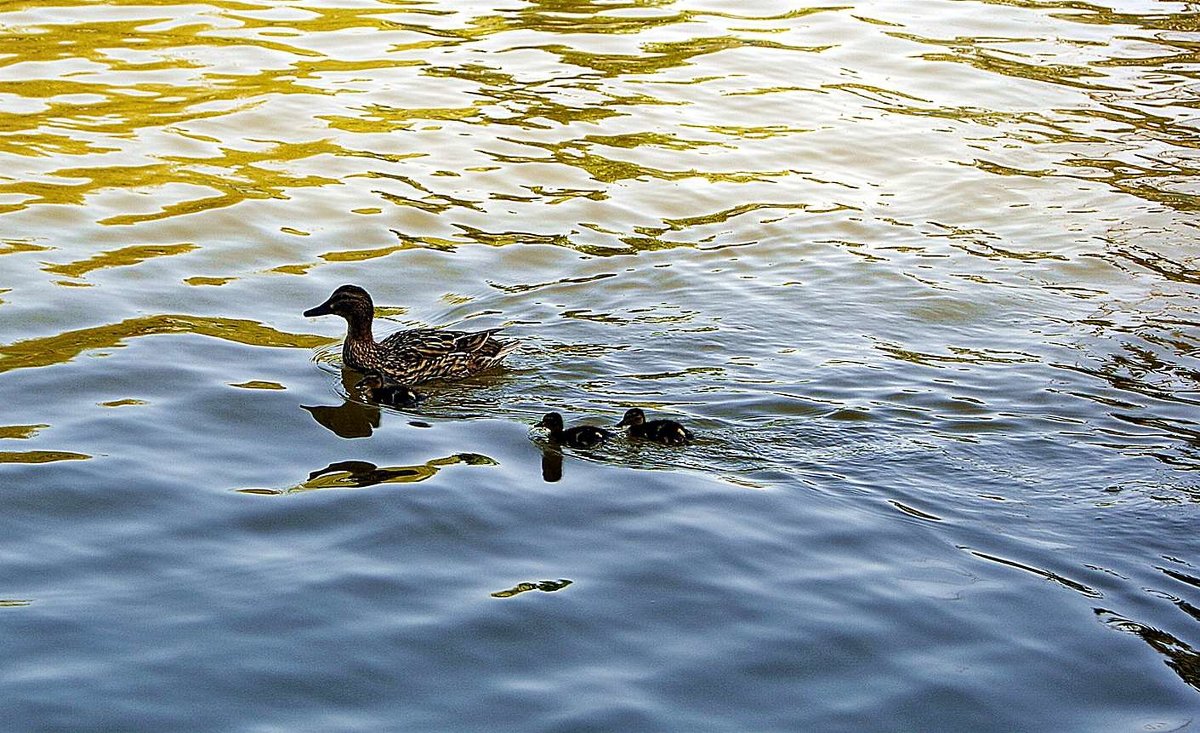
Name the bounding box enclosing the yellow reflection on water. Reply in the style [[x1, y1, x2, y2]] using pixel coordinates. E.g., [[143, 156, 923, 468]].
[[0, 316, 330, 374], [43, 243, 197, 278], [0, 424, 48, 439], [0, 450, 91, 464]]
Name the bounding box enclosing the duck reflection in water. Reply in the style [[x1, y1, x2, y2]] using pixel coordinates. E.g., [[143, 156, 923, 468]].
[[301, 368, 386, 439], [239, 453, 497, 494]]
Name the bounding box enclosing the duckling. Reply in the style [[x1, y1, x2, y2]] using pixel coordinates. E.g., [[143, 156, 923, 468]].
[[304, 284, 519, 384], [615, 408, 693, 446], [534, 412, 612, 449], [357, 371, 421, 408]]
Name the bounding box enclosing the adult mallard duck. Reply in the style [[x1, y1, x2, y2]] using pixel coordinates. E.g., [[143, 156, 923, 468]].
[[615, 408, 693, 445], [534, 412, 612, 449], [304, 284, 518, 383]]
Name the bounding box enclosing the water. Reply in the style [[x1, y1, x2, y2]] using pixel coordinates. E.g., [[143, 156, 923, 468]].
[[1, 0, 1198, 729]]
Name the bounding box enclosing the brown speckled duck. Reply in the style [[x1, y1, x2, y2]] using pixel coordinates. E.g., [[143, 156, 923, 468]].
[[305, 285, 518, 383]]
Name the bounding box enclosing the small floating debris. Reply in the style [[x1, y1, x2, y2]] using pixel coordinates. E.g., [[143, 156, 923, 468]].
[[230, 380, 286, 390], [491, 579, 573, 598], [98, 399, 146, 408]]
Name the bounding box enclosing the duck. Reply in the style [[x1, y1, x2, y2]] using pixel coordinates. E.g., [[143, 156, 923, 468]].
[[357, 371, 421, 408], [534, 412, 612, 449], [304, 284, 518, 384], [615, 408, 693, 445]]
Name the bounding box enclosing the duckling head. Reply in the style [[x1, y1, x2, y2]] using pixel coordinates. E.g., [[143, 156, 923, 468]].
[[304, 284, 374, 325], [358, 370, 386, 390], [615, 408, 645, 427], [535, 412, 564, 432]]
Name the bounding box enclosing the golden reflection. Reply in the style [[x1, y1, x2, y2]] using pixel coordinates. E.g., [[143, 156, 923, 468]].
[[0, 240, 51, 256], [0, 424, 47, 439], [487, 137, 799, 184], [962, 0, 1200, 34], [1062, 155, 1200, 213], [43, 243, 197, 278], [0, 316, 330, 374], [184, 276, 236, 287], [532, 37, 829, 77], [239, 453, 497, 494], [99, 399, 146, 407], [0, 450, 91, 464], [887, 32, 1110, 90], [0, 140, 344, 222], [230, 380, 286, 390], [0, 599, 32, 607], [321, 104, 482, 133], [663, 202, 810, 230]]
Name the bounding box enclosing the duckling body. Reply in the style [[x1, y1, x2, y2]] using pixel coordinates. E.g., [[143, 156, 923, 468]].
[[305, 285, 518, 384], [535, 412, 612, 449], [357, 371, 421, 408], [615, 408, 693, 446]]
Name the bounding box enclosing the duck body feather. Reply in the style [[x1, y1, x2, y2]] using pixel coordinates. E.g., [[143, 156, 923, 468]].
[[347, 326, 517, 384], [535, 412, 612, 449], [615, 408, 693, 446]]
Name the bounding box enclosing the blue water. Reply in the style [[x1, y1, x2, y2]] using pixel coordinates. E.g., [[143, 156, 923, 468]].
[[1, 0, 1198, 730]]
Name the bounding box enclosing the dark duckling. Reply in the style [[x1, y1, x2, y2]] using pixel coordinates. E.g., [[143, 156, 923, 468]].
[[305, 284, 519, 384], [535, 412, 612, 449], [615, 408, 693, 446], [357, 371, 421, 408]]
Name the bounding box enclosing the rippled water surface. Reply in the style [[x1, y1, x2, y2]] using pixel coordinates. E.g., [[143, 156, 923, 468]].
[[1, 0, 1198, 729]]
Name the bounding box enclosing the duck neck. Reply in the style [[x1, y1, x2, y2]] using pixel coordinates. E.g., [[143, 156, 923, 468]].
[[344, 310, 375, 344]]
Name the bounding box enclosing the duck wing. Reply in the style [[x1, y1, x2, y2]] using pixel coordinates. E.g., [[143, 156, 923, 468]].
[[379, 328, 511, 358]]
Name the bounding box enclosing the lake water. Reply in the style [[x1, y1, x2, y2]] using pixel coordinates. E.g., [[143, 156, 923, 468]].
[[1, 0, 1198, 729]]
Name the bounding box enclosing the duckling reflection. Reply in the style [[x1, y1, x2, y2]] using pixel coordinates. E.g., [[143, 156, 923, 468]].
[[539, 444, 563, 483], [301, 368, 389, 439]]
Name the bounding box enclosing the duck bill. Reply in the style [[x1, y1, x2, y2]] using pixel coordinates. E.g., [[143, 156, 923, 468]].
[[303, 299, 334, 317], [614, 417, 630, 427], [534, 418, 548, 428]]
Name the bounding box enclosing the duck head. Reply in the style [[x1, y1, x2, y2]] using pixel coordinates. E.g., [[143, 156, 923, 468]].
[[304, 285, 375, 326], [357, 370, 387, 390], [615, 408, 645, 427], [535, 412, 564, 433]]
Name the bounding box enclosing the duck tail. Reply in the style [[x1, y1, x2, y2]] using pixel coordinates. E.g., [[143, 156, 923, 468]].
[[493, 338, 521, 360]]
